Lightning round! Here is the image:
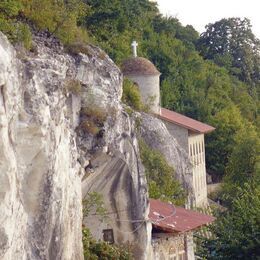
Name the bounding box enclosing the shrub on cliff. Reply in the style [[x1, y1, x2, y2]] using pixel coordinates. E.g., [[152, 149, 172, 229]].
[[122, 78, 143, 111], [82, 227, 132, 260], [139, 139, 186, 205], [0, 0, 89, 48], [0, 0, 32, 49], [82, 193, 132, 259]]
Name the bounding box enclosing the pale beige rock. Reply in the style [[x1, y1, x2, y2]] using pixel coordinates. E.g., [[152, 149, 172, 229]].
[[0, 30, 196, 260], [0, 32, 82, 260]]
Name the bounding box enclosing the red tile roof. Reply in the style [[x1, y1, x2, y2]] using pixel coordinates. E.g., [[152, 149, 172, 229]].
[[149, 199, 215, 233], [159, 108, 215, 134]]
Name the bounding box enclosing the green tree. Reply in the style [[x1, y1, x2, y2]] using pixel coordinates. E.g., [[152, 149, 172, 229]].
[[206, 105, 245, 177], [198, 17, 260, 89], [0, 0, 32, 48], [199, 183, 260, 259], [221, 124, 260, 206]]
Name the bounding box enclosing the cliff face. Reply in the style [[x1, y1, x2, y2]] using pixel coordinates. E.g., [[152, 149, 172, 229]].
[[0, 32, 83, 260], [0, 31, 192, 260]]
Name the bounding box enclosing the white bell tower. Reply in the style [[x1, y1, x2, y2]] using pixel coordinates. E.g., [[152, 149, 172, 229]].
[[122, 41, 161, 114]]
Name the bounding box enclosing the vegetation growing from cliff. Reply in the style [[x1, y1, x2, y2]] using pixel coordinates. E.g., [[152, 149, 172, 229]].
[[139, 139, 186, 205], [82, 193, 132, 259], [122, 78, 143, 111], [0, 0, 88, 48], [82, 227, 132, 260]]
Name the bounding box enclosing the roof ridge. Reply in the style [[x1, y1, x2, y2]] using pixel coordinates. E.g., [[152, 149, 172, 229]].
[[159, 108, 215, 134]]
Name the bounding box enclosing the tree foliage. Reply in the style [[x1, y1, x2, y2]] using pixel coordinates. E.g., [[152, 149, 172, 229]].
[[2, 0, 259, 178], [0, 0, 88, 47], [122, 78, 143, 111], [220, 124, 260, 206], [139, 139, 186, 205], [83, 2, 259, 178], [82, 227, 132, 260], [206, 105, 245, 177], [199, 183, 260, 259], [0, 0, 32, 48], [198, 18, 260, 87]]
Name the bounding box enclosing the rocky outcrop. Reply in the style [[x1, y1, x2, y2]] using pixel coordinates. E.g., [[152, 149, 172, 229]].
[[140, 113, 194, 203], [0, 31, 151, 260], [81, 109, 150, 259], [77, 43, 150, 260], [0, 30, 193, 260], [0, 32, 83, 260]]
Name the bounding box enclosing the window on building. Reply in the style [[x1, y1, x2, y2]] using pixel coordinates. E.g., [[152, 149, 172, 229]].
[[178, 250, 186, 260], [198, 143, 201, 164], [103, 229, 114, 244], [193, 144, 196, 164], [169, 254, 177, 260]]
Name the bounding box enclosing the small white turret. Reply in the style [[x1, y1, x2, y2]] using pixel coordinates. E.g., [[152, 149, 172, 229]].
[[122, 41, 161, 114]]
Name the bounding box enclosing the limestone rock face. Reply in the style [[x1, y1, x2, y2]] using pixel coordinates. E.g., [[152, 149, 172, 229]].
[[0, 32, 84, 260], [77, 46, 150, 260], [0, 30, 193, 260], [0, 31, 151, 260], [81, 110, 150, 259]]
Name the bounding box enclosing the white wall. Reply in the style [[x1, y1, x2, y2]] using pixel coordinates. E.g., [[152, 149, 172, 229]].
[[163, 121, 189, 153], [126, 74, 160, 114], [188, 133, 207, 207]]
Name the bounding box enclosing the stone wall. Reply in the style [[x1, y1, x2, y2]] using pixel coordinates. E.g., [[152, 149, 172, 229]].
[[151, 233, 186, 260], [151, 232, 195, 260]]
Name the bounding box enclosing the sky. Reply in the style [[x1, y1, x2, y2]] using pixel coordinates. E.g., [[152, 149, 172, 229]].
[[156, 0, 260, 39]]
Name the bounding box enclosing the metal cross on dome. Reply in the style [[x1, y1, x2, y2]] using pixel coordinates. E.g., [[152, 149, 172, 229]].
[[131, 40, 138, 57]]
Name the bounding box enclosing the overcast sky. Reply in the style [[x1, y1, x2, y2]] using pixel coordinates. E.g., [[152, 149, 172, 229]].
[[156, 0, 260, 39]]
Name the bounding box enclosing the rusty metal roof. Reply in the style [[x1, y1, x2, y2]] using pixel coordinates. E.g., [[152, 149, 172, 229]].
[[149, 199, 215, 233], [122, 57, 160, 76], [159, 108, 215, 134]]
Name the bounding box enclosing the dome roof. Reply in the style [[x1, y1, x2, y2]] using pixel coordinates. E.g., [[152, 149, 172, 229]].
[[122, 57, 160, 76]]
